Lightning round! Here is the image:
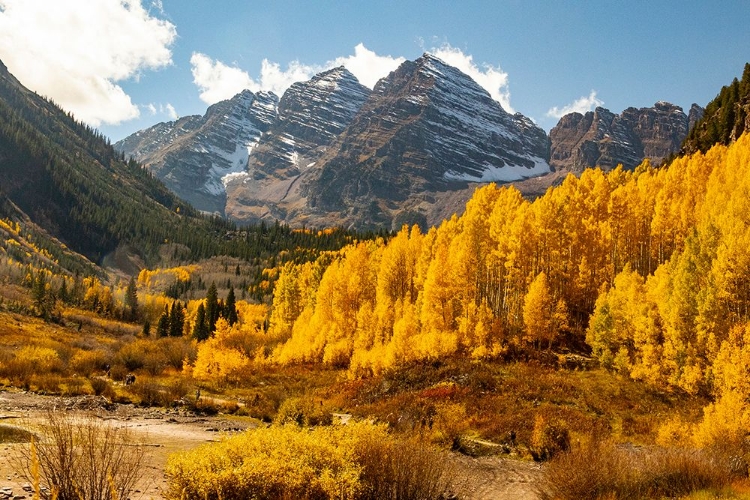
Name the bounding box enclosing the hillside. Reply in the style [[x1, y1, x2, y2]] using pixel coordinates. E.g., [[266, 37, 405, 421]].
[[0, 59, 367, 280], [682, 62, 750, 155]]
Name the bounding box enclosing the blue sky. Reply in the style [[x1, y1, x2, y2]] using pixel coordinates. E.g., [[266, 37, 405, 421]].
[[0, 1, 748, 142]]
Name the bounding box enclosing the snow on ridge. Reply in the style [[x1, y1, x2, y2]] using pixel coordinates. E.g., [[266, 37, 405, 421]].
[[444, 156, 550, 183]]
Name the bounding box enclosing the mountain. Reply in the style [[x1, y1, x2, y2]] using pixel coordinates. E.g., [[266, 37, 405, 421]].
[[681, 63, 750, 155], [295, 53, 550, 229], [117, 90, 278, 214], [225, 66, 371, 223], [0, 57, 264, 271], [549, 102, 696, 173], [0, 59, 364, 279], [117, 54, 701, 230], [120, 54, 551, 230]]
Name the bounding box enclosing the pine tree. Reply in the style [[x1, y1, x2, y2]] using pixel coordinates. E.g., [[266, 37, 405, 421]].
[[193, 303, 210, 341], [157, 305, 170, 337], [169, 302, 185, 337], [224, 286, 238, 326], [206, 282, 219, 333], [125, 276, 138, 321]]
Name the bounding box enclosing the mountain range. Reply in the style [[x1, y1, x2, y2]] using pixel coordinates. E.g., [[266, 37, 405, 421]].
[[117, 53, 703, 230]]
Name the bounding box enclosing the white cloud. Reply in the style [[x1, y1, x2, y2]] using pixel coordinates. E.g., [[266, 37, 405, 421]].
[[144, 102, 178, 120], [0, 0, 176, 126], [428, 43, 514, 113], [258, 59, 321, 96], [190, 53, 257, 104], [190, 42, 517, 116], [163, 103, 178, 120], [191, 44, 404, 105], [330, 44, 405, 89], [547, 90, 604, 118]]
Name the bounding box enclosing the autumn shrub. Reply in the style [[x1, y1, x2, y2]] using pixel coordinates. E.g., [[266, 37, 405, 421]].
[[542, 440, 738, 500], [12, 410, 146, 500], [1, 346, 63, 387], [240, 390, 282, 422], [143, 350, 168, 376], [88, 377, 115, 398], [431, 403, 470, 450], [166, 422, 453, 500], [165, 377, 190, 402], [157, 337, 196, 371], [114, 340, 148, 372], [275, 396, 333, 426], [69, 349, 110, 377], [108, 363, 129, 382], [0, 423, 33, 443], [63, 376, 88, 396], [353, 432, 454, 500], [128, 377, 169, 406], [530, 415, 570, 461], [31, 373, 62, 394]]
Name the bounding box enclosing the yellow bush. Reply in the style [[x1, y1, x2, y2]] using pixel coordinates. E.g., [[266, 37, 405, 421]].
[[166, 422, 452, 500], [191, 319, 249, 386], [166, 424, 365, 500]]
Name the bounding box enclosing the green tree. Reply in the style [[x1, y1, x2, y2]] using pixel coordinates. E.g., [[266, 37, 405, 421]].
[[156, 305, 170, 337], [125, 276, 139, 321], [169, 302, 185, 337], [193, 303, 210, 341], [206, 282, 219, 333], [224, 286, 238, 326]]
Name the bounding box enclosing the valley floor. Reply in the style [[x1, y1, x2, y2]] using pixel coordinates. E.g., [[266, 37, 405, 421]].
[[0, 390, 544, 500]]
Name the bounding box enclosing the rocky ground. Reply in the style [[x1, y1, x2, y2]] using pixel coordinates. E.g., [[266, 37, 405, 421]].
[[0, 389, 544, 500]]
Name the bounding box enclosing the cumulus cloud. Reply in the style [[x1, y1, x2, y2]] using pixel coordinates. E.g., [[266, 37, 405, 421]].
[[427, 43, 514, 113], [190, 42, 516, 114], [330, 44, 405, 89], [191, 44, 405, 105], [144, 102, 178, 120], [163, 103, 178, 120], [190, 53, 257, 104], [0, 0, 176, 126], [547, 90, 604, 118]]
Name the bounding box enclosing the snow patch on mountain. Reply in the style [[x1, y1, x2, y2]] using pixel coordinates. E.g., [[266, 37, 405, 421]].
[[445, 157, 550, 182]]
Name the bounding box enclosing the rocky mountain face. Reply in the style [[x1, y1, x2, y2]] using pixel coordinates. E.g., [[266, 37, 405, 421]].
[[225, 67, 371, 223], [295, 54, 550, 229], [117, 90, 278, 214], [117, 54, 693, 230], [682, 63, 750, 156], [118, 54, 551, 229], [549, 102, 698, 173]]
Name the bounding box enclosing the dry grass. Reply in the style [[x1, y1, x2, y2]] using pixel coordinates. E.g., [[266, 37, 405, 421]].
[[0, 423, 34, 443], [11, 410, 146, 500], [541, 439, 742, 500]]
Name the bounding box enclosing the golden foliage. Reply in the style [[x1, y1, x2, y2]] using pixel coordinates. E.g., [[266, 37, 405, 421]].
[[258, 134, 750, 388]]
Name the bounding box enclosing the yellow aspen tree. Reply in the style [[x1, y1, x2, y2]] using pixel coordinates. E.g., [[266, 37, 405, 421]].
[[523, 272, 554, 349]]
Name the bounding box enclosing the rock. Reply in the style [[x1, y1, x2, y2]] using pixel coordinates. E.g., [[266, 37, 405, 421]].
[[549, 102, 692, 173], [300, 53, 550, 230], [225, 66, 370, 224], [118, 54, 550, 230], [116, 90, 279, 215]]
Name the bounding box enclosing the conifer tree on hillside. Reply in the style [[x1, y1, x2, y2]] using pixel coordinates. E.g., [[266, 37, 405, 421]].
[[206, 282, 219, 333], [225, 286, 238, 326], [193, 303, 209, 341], [125, 276, 138, 321]]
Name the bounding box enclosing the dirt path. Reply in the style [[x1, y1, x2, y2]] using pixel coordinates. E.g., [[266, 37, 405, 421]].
[[0, 390, 545, 500], [450, 454, 545, 500], [0, 390, 253, 499]]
